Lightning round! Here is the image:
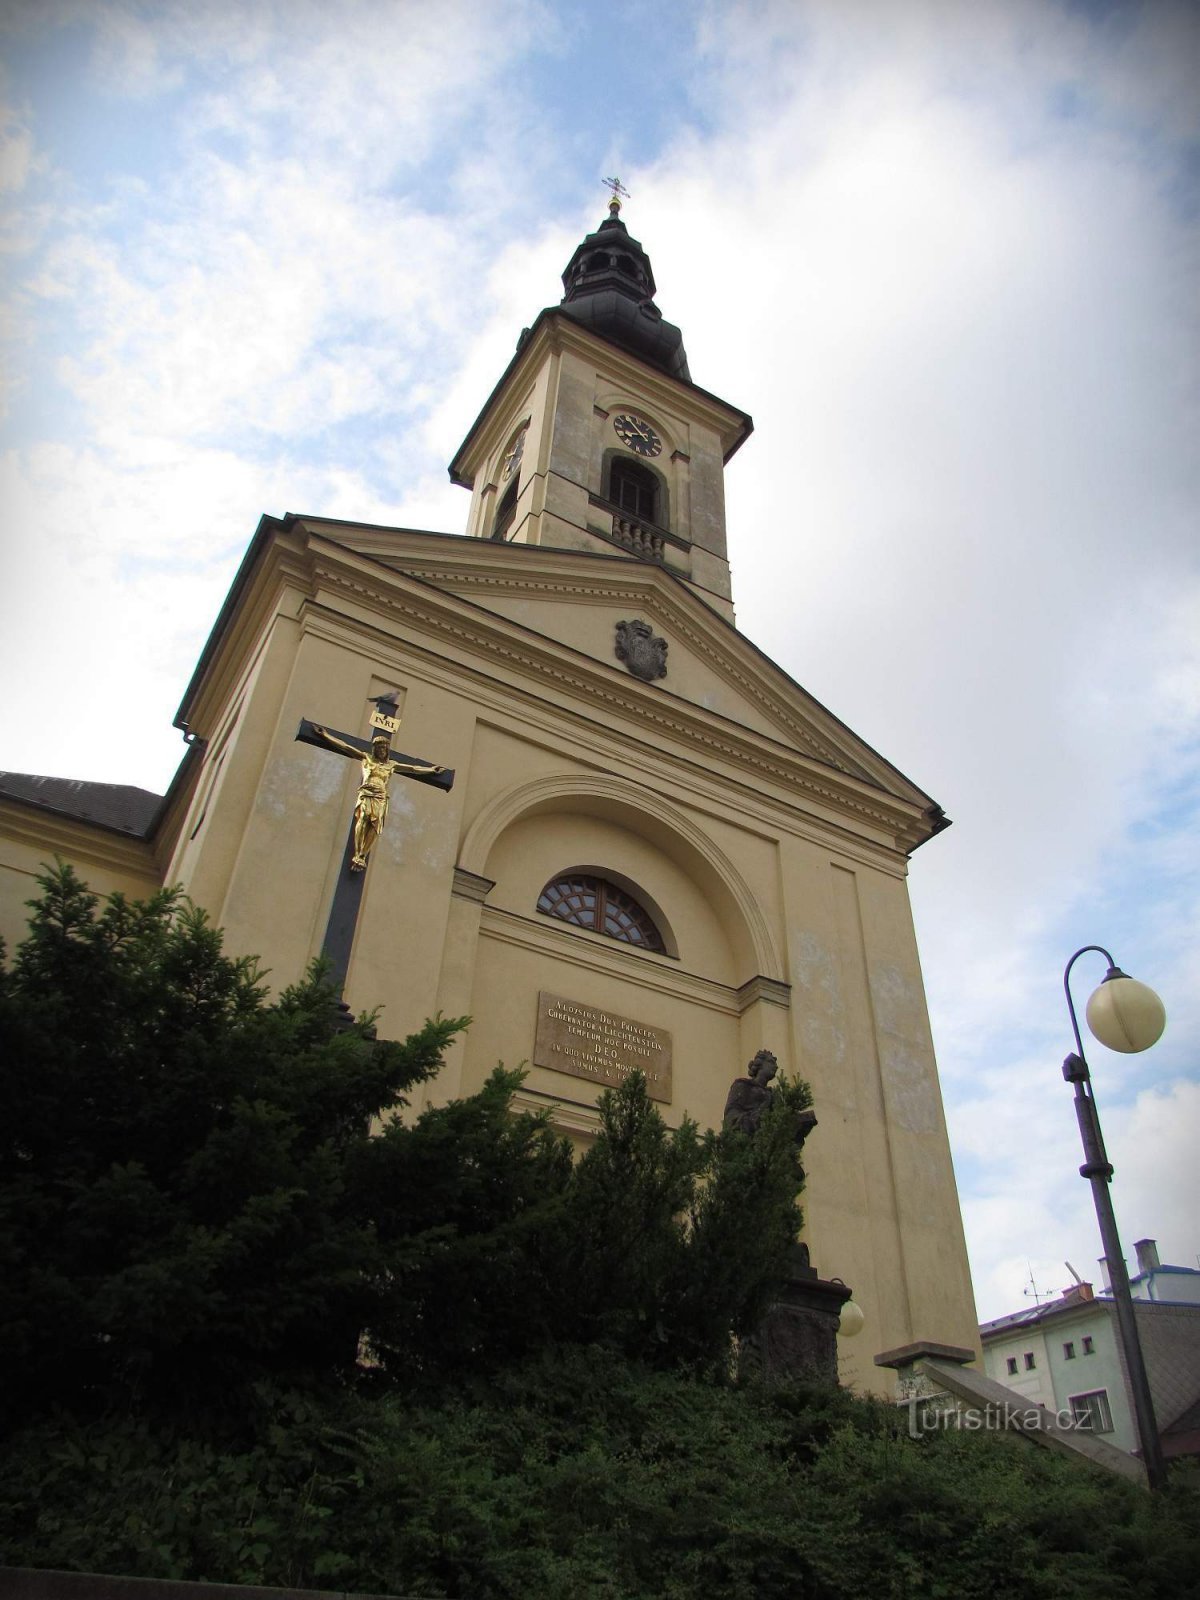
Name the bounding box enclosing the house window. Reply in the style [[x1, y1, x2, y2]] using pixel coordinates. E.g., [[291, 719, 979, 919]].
[[610, 457, 658, 524], [1070, 1390, 1113, 1433], [1023, 1352, 1036, 1370], [537, 872, 665, 953], [1006, 1357, 1018, 1376], [1063, 1342, 1076, 1360], [1082, 1336, 1095, 1355]]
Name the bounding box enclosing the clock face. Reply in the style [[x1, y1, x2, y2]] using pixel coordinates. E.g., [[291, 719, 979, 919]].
[[501, 426, 526, 479], [614, 413, 662, 458]]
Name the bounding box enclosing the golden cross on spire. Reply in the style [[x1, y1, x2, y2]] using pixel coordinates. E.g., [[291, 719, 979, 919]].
[[602, 175, 631, 215]]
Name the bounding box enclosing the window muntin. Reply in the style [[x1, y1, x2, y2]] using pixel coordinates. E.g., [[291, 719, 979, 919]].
[[1070, 1390, 1113, 1433], [537, 873, 665, 953], [610, 457, 659, 523]]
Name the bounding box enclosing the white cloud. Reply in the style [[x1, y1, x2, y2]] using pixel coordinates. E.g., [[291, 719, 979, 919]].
[[966, 1075, 1200, 1320], [0, 104, 36, 194], [650, 0, 1200, 1321]]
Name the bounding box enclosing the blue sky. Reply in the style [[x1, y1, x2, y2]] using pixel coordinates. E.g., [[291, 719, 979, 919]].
[[1, 0, 1197, 1324]]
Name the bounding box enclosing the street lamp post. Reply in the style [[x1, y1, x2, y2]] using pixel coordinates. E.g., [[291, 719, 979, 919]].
[[1062, 945, 1167, 1490]]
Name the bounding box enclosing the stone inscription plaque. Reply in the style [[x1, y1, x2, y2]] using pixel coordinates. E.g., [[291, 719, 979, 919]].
[[533, 991, 672, 1103]]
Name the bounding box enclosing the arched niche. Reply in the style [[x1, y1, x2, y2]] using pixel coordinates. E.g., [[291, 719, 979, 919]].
[[458, 773, 781, 985]]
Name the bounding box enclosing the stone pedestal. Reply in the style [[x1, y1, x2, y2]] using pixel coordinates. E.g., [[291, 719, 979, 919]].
[[746, 1250, 853, 1385], [874, 1339, 976, 1405]]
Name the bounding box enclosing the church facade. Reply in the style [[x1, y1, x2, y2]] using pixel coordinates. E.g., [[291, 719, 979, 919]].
[[0, 201, 980, 1384]]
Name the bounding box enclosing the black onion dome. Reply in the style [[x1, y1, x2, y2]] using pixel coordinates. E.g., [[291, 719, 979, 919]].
[[557, 211, 691, 383]]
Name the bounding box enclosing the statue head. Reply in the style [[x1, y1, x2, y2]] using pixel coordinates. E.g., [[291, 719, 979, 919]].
[[747, 1049, 778, 1085], [371, 735, 390, 758]]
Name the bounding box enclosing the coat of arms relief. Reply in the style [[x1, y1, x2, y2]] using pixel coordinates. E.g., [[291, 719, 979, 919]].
[[615, 619, 668, 682]]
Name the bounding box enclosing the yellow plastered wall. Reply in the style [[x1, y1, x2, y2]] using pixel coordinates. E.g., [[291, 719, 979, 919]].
[[0, 510, 979, 1392], [0, 806, 163, 956]]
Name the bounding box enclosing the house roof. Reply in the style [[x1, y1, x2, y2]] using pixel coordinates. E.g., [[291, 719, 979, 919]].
[[0, 772, 163, 838], [1162, 1396, 1200, 1438], [980, 1285, 1100, 1337]]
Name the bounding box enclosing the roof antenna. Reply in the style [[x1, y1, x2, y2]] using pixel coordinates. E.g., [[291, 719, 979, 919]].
[[602, 175, 631, 217], [1022, 1264, 1044, 1306]]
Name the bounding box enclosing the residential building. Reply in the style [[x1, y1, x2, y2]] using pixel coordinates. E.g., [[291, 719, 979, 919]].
[[981, 1241, 1200, 1461]]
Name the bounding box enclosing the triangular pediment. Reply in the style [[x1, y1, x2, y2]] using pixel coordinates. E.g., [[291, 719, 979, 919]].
[[291, 518, 941, 828]]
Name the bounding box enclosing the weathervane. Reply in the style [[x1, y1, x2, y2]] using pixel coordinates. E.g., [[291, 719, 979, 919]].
[[602, 175, 631, 216]]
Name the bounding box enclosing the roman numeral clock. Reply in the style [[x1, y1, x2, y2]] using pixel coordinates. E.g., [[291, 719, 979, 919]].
[[613, 413, 662, 457]]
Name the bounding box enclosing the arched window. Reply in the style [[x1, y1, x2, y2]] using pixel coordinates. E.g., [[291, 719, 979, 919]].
[[491, 479, 518, 541], [610, 457, 658, 524], [537, 872, 665, 953]]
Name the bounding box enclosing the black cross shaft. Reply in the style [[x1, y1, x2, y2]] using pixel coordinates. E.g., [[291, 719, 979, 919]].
[[296, 700, 454, 996]]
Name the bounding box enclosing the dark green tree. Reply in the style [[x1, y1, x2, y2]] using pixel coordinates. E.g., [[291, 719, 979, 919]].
[[0, 865, 812, 1424], [536, 1069, 812, 1367], [0, 864, 539, 1420]]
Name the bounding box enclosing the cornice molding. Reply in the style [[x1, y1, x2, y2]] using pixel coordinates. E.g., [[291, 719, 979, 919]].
[[451, 311, 751, 487], [0, 799, 160, 881], [182, 541, 311, 739], [306, 554, 930, 852], [479, 902, 746, 1013], [386, 557, 862, 778], [295, 598, 911, 879], [452, 866, 495, 904], [511, 1088, 605, 1138], [737, 974, 793, 1012]]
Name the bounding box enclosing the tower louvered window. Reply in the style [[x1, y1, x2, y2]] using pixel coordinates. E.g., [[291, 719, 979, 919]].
[[491, 480, 518, 540], [537, 872, 665, 952], [610, 458, 658, 523]]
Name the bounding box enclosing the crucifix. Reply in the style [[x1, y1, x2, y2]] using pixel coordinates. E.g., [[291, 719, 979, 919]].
[[296, 691, 454, 996]]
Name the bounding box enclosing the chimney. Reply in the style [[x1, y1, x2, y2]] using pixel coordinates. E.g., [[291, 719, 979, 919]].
[[1098, 1256, 1112, 1291], [1060, 1282, 1094, 1305], [1134, 1238, 1160, 1275]]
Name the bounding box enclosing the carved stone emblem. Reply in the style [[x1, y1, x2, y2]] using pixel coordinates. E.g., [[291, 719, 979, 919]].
[[615, 618, 667, 682]]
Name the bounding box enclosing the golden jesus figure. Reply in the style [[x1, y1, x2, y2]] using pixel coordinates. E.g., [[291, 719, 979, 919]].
[[310, 727, 447, 872]]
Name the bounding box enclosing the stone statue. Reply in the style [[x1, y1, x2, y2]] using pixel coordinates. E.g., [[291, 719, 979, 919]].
[[722, 1048, 780, 1135], [310, 727, 446, 872], [723, 1049, 819, 1150]]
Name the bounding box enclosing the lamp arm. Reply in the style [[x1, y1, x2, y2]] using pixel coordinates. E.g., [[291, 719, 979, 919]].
[[1063, 944, 1116, 1061]]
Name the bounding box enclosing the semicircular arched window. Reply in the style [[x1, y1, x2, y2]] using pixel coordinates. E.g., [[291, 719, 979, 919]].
[[609, 456, 659, 524], [537, 872, 665, 953]]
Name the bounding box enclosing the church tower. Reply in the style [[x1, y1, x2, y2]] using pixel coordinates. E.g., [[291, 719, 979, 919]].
[[0, 197, 980, 1386], [449, 193, 748, 621]]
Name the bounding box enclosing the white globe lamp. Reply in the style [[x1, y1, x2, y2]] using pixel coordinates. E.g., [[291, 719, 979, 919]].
[[1085, 969, 1166, 1054]]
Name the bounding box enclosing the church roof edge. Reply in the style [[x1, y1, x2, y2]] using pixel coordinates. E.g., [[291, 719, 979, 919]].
[[173, 515, 948, 852], [174, 512, 287, 736], [296, 520, 950, 843], [447, 307, 753, 490]]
